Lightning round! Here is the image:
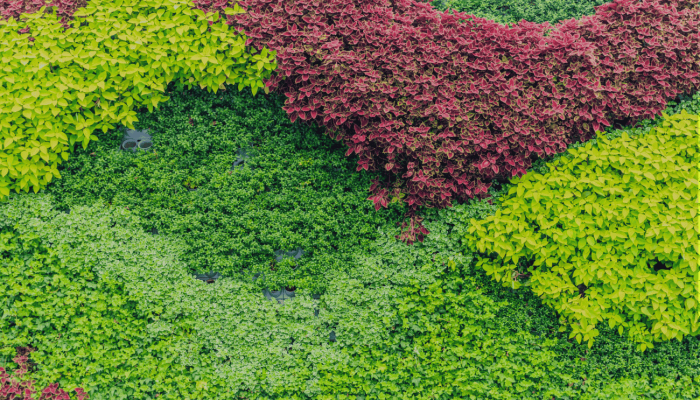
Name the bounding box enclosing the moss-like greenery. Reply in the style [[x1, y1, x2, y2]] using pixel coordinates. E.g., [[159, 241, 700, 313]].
[[430, 0, 611, 26], [43, 83, 407, 294]]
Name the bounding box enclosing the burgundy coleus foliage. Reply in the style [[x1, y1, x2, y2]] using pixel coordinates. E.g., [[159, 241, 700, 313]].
[[0, 347, 88, 400], [0, 0, 85, 38], [194, 0, 698, 244]]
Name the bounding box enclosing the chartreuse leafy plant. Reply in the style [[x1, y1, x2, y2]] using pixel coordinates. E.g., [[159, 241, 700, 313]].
[[0, 0, 275, 198], [463, 110, 699, 352]]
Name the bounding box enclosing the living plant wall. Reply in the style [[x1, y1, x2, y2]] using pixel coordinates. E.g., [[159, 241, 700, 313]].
[[1, 0, 698, 243], [0, 0, 698, 399]]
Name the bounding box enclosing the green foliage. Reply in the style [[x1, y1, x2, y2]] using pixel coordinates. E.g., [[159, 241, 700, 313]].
[[0, 0, 274, 199], [318, 266, 564, 400], [0, 189, 472, 399], [2, 8, 699, 393], [43, 84, 408, 294], [430, 0, 610, 26], [314, 92, 700, 400], [0, 194, 200, 400], [462, 110, 699, 351], [317, 256, 700, 399], [3, 91, 700, 398]]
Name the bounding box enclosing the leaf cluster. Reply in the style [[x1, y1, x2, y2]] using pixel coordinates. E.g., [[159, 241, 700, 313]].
[[42, 84, 407, 293], [463, 110, 699, 351], [2, 3, 700, 398], [0, 0, 275, 198], [0, 0, 85, 31], [0, 188, 465, 399], [430, 0, 609, 27]]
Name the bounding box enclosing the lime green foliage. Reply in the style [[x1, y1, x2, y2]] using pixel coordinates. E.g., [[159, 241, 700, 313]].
[[463, 110, 699, 351], [430, 0, 610, 26], [0, 0, 275, 199], [43, 84, 407, 293]]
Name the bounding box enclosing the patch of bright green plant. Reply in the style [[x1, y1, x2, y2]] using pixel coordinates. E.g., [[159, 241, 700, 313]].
[[463, 110, 699, 351], [0, 0, 274, 198]]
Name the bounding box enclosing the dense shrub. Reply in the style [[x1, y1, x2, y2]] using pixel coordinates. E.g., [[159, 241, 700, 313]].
[[220, 0, 699, 242], [463, 110, 699, 350], [1, 1, 699, 400], [0, 195, 199, 400], [43, 83, 407, 290], [0, 0, 274, 198], [430, 0, 610, 26]]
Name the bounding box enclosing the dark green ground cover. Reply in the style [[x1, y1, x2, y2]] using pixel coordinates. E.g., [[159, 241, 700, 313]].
[[0, 0, 698, 398], [430, 0, 611, 26], [43, 83, 410, 294]]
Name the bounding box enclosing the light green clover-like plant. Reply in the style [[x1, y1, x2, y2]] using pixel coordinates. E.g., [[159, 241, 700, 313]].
[[0, 0, 276, 198]]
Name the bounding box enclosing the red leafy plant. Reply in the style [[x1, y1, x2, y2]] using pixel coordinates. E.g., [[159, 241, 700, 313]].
[[0, 347, 88, 400], [193, 0, 699, 243], [0, 0, 86, 38]]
